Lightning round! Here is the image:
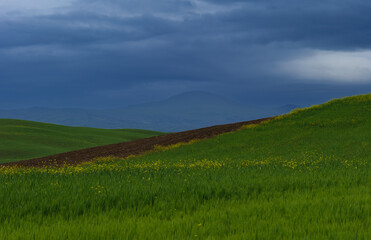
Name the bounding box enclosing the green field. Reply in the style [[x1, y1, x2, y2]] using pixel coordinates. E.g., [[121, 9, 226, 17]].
[[0, 94, 370, 239], [0, 119, 163, 163]]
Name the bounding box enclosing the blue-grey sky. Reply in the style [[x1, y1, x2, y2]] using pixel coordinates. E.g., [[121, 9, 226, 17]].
[[1, 0, 370, 109]]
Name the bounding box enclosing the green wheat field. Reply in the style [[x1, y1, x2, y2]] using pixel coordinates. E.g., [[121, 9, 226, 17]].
[[0, 94, 370, 239], [0, 119, 163, 163]]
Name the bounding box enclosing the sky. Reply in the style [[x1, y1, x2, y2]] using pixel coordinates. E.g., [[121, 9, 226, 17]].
[[0, 0, 371, 109]]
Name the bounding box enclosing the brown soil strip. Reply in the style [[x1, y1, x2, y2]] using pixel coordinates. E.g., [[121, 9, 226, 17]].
[[1, 117, 274, 168]]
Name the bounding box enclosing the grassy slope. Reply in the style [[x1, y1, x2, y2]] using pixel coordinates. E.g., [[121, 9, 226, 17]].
[[0, 94, 370, 239], [0, 119, 163, 163], [140, 93, 370, 165]]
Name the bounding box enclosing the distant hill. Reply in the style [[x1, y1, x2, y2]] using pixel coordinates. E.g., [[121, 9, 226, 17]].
[[0, 119, 163, 163], [279, 104, 300, 113], [0, 91, 298, 131]]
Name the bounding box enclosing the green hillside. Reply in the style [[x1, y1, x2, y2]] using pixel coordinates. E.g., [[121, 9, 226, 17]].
[[136, 93, 370, 167], [0, 119, 163, 163], [0, 94, 370, 239]]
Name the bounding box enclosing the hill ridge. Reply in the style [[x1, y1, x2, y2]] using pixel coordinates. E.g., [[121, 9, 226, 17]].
[[1, 117, 274, 168], [0, 119, 163, 163]]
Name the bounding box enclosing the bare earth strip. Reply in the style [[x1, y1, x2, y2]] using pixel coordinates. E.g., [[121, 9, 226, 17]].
[[1, 117, 274, 168]]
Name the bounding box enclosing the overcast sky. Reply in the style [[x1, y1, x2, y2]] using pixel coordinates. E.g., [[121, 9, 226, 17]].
[[1, 0, 370, 109]]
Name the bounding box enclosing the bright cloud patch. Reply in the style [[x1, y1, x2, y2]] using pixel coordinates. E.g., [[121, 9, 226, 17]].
[[279, 50, 371, 83], [0, 0, 73, 16]]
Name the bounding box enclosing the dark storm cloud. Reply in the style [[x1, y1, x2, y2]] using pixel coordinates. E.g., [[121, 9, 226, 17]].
[[5, 0, 371, 50], [0, 0, 370, 108], [224, 1, 371, 49], [0, 14, 177, 49]]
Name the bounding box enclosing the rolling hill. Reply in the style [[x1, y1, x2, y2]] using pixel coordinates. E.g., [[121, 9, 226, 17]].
[[129, 93, 370, 169], [0, 94, 369, 239], [0, 119, 163, 163]]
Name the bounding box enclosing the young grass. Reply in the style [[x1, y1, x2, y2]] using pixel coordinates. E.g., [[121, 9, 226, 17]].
[[0, 119, 163, 163], [0, 94, 369, 239]]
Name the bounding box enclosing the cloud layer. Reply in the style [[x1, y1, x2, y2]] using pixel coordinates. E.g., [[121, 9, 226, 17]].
[[0, 0, 370, 108]]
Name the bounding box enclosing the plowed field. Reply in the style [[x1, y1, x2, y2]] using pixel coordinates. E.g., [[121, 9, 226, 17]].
[[1, 117, 273, 168]]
